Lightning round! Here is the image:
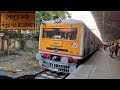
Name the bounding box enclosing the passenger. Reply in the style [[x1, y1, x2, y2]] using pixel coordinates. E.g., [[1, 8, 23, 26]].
[[110, 44, 115, 58], [104, 44, 107, 50], [115, 43, 120, 56], [68, 33, 72, 40], [109, 44, 112, 55], [98, 44, 102, 51], [63, 33, 65, 39]]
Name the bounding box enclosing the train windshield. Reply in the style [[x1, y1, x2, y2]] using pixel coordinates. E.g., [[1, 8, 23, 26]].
[[42, 28, 77, 40]]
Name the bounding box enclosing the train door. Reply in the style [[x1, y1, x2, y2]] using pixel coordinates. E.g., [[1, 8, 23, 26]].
[[90, 33, 91, 53], [92, 35, 94, 52], [93, 36, 95, 51], [95, 38, 97, 50], [84, 26, 89, 57], [90, 33, 93, 53], [87, 31, 90, 55], [85, 28, 90, 56], [0, 37, 1, 51], [83, 27, 86, 57], [84, 26, 92, 57]]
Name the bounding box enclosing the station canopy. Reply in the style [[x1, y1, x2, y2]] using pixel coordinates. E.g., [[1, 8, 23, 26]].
[[91, 11, 120, 42]]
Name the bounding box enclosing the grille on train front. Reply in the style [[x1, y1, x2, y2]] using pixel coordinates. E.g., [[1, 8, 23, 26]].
[[46, 47, 68, 52], [42, 61, 70, 73]]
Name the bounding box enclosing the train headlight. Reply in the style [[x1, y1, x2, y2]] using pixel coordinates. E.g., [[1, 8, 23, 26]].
[[61, 57, 68, 64], [36, 53, 41, 61]]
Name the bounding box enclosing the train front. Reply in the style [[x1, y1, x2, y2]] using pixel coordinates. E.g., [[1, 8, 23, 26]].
[[36, 19, 83, 73]]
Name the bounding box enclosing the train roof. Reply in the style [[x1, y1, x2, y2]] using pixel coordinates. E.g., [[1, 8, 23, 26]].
[[44, 19, 85, 24]]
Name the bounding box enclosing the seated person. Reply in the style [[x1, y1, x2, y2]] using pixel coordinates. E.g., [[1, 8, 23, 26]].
[[68, 33, 72, 40]]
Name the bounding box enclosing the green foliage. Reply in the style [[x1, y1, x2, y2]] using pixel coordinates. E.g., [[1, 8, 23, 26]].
[[36, 11, 71, 21], [110, 39, 120, 44], [36, 11, 71, 33], [22, 46, 38, 58], [118, 39, 120, 43], [116, 39, 120, 43]]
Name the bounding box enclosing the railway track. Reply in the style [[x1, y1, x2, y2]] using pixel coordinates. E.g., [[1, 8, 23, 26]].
[[35, 69, 69, 79], [0, 69, 69, 79]]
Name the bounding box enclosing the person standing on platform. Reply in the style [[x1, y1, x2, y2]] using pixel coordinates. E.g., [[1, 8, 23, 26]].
[[109, 44, 112, 55], [110, 44, 115, 58], [104, 44, 106, 50], [115, 43, 119, 56]]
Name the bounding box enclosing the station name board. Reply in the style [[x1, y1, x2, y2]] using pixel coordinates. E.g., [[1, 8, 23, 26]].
[[1, 12, 35, 30]]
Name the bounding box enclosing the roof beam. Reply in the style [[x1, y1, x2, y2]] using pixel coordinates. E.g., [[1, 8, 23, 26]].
[[105, 23, 120, 30]]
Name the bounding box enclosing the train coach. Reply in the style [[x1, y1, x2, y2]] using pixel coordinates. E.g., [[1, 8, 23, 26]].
[[36, 18, 102, 73]]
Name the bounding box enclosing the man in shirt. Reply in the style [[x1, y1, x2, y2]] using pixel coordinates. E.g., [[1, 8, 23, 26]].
[[115, 43, 120, 56], [110, 44, 115, 58]]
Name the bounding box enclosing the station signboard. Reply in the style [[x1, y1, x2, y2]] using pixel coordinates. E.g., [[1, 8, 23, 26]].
[[1, 12, 35, 30]]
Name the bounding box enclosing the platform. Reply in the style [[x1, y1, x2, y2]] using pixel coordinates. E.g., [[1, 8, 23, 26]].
[[66, 49, 120, 79]]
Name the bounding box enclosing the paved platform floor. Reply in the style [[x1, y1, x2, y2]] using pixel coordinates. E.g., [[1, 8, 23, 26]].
[[66, 49, 120, 79]]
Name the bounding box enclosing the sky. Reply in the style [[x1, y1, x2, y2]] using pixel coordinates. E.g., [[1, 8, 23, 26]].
[[68, 11, 103, 42]]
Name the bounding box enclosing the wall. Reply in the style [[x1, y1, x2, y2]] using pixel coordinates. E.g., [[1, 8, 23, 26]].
[[0, 37, 21, 52], [25, 39, 39, 48], [0, 37, 38, 53]]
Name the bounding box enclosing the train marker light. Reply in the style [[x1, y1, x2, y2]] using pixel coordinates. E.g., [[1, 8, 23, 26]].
[[53, 16, 61, 23], [36, 53, 42, 61], [40, 19, 45, 24], [61, 57, 68, 64], [68, 57, 77, 64]]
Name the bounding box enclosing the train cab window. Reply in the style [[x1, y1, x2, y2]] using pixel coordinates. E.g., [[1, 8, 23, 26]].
[[42, 28, 77, 40]]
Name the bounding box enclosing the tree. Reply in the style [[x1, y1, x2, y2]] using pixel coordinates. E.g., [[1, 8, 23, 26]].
[[36, 11, 71, 21], [36, 11, 71, 33]]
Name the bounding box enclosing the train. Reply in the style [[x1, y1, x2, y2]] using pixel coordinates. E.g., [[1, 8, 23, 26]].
[[36, 18, 102, 73]]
